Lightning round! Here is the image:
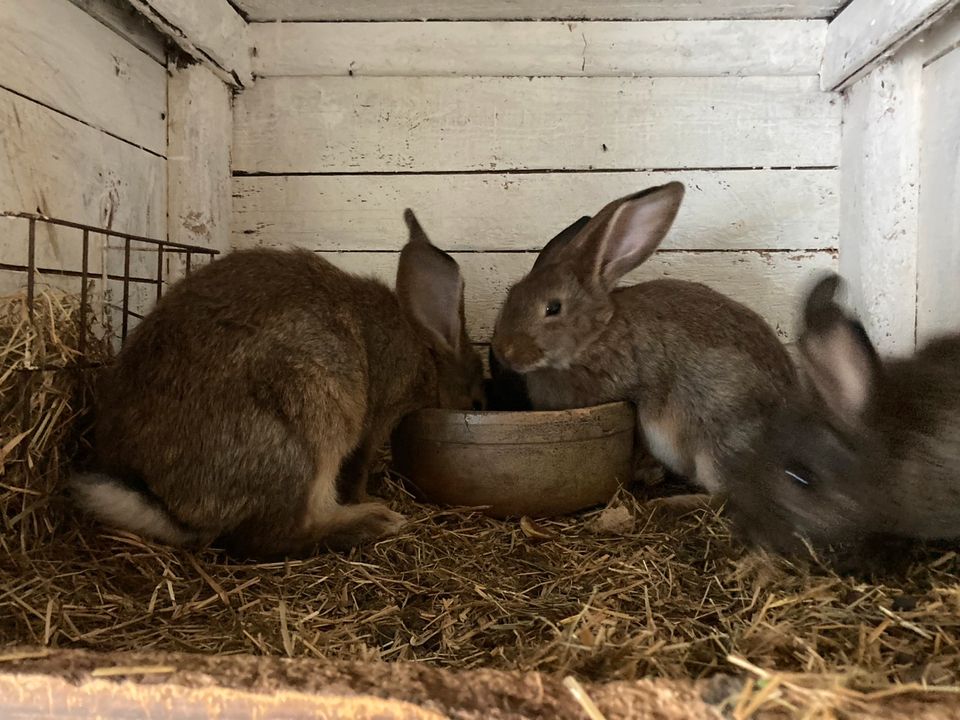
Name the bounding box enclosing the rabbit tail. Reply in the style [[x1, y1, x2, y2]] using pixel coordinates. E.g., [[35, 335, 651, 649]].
[[70, 472, 203, 546]]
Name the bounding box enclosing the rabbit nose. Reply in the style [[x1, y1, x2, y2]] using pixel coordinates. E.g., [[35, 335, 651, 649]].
[[499, 338, 542, 369]]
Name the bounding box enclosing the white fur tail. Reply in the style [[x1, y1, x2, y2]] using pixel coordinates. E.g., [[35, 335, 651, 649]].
[[70, 473, 199, 546]]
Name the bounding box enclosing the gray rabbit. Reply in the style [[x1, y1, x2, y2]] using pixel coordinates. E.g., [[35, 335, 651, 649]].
[[72, 210, 484, 557], [725, 273, 960, 562], [491, 182, 797, 498], [484, 216, 591, 412]]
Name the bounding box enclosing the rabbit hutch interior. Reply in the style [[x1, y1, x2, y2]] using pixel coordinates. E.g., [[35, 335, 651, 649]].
[[2, 0, 960, 716]]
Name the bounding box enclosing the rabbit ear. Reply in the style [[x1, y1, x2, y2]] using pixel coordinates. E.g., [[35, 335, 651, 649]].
[[582, 182, 685, 289], [799, 273, 880, 426], [404, 208, 431, 245], [532, 216, 592, 270], [397, 209, 465, 354]]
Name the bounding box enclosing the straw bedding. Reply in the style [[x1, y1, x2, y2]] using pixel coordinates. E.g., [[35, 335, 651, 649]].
[[2, 290, 960, 716]]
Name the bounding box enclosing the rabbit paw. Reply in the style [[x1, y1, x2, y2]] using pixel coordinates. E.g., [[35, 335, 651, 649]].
[[364, 505, 407, 539], [645, 493, 719, 513]]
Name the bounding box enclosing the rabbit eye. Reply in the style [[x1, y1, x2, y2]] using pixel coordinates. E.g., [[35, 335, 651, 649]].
[[545, 300, 562, 317], [785, 465, 813, 488]]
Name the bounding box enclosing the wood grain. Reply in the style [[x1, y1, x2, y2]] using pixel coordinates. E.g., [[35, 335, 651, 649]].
[[127, 0, 252, 86], [917, 47, 960, 343], [822, 0, 960, 90], [0, 0, 167, 154], [66, 0, 167, 64], [232, 169, 838, 252], [314, 249, 837, 341], [168, 63, 232, 253], [251, 20, 826, 78], [233, 76, 840, 173], [0, 89, 165, 243], [0, 87, 165, 316], [838, 56, 922, 355], [234, 0, 846, 21]]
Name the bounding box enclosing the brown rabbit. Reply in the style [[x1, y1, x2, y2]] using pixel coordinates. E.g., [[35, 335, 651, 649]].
[[71, 210, 484, 558], [491, 182, 796, 496], [725, 273, 960, 562]]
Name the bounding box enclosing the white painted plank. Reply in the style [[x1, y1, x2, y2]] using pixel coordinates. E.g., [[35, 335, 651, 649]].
[[917, 47, 960, 343], [127, 0, 252, 86], [232, 169, 838, 252], [314, 250, 836, 342], [0, 89, 165, 246], [0, 86, 165, 317], [251, 20, 826, 77], [914, 2, 960, 66], [168, 64, 232, 253], [0, 0, 167, 154], [233, 76, 841, 173], [822, 0, 960, 90], [838, 56, 922, 355], [235, 0, 845, 21], [66, 0, 167, 64]]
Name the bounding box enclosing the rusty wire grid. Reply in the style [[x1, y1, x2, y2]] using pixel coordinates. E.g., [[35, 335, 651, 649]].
[[1, 211, 219, 354], [1, 210, 219, 526]]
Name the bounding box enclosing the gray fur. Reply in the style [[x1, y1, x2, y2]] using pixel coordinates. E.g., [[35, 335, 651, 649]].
[[491, 182, 796, 495]]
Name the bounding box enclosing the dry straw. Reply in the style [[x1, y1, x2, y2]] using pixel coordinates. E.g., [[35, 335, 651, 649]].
[[2, 290, 960, 718]]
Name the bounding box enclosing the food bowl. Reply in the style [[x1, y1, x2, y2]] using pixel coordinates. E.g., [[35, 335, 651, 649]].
[[391, 401, 635, 518]]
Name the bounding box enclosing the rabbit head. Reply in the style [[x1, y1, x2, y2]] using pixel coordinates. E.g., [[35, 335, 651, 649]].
[[397, 209, 485, 411], [491, 182, 685, 373], [726, 273, 886, 556], [483, 216, 591, 411]]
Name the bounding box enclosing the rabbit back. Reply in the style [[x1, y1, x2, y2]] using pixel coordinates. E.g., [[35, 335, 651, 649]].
[[868, 334, 960, 537], [92, 249, 407, 552], [525, 278, 796, 487]]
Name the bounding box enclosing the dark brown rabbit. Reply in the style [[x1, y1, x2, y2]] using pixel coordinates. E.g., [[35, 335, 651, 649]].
[[484, 216, 591, 411], [725, 273, 960, 561], [71, 210, 484, 558], [491, 182, 796, 496]]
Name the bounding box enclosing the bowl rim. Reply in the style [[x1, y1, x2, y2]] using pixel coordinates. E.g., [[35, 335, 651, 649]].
[[398, 400, 635, 428]]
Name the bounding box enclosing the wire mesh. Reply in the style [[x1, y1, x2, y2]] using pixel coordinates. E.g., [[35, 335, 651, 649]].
[[1, 210, 219, 365]]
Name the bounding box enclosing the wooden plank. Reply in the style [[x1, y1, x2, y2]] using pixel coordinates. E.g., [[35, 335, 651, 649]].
[[0, 673, 447, 720], [2, 648, 956, 720], [126, 0, 252, 86], [0, 89, 165, 245], [233, 76, 840, 173], [315, 249, 837, 342], [838, 55, 922, 355], [0, 0, 167, 154], [251, 20, 826, 78], [0, 87, 165, 317], [821, 0, 960, 90], [234, 0, 846, 21], [66, 0, 167, 64], [232, 169, 839, 252], [168, 64, 232, 253], [914, 3, 960, 66], [916, 47, 960, 344]]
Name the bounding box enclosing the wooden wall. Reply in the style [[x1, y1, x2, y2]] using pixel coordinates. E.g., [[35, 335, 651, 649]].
[[0, 0, 167, 335], [838, 4, 960, 353], [0, 0, 233, 341], [0, 0, 167, 235], [234, 19, 841, 345], [915, 26, 960, 345]]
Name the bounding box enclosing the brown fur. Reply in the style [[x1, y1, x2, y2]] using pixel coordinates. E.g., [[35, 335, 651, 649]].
[[491, 182, 796, 494], [725, 273, 960, 564], [80, 214, 483, 558]]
